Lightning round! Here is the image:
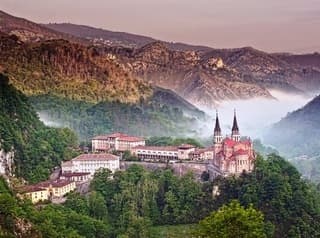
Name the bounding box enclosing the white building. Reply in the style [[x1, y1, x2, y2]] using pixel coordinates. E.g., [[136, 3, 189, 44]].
[[189, 148, 215, 161], [131, 144, 197, 161], [61, 153, 120, 177], [92, 133, 145, 152], [131, 146, 179, 161]]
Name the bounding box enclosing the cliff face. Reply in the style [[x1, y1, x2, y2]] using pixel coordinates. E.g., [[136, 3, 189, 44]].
[[44, 22, 320, 107], [106, 42, 273, 107], [0, 146, 14, 176], [105, 42, 320, 108], [0, 33, 152, 103]]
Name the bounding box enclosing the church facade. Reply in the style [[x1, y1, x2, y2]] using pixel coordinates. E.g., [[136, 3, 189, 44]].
[[208, 111, 256, 178]]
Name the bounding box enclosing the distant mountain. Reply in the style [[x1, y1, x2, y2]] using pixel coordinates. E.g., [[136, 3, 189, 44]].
[[2, 10, 320, 108], [44, 22, 320, 106], [264, 95, 320, 157], [0, 10, 86, 44], [44, 23, 213, 52], [105, 42, 274, 107]]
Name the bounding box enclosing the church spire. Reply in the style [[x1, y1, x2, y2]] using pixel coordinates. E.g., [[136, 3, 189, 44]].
[[232, 109, 239, 132], [214, 110, 221, 135], [231, 109, 240, 142], [213, 110, 222, 144]]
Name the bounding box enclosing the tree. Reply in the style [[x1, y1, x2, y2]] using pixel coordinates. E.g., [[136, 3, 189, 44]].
[[196, 200, 268, 238], [64, 192, 89, 215], [88, 192, 108, 221]]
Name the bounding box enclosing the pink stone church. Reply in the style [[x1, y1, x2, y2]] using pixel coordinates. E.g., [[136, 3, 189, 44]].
[[208, 111, 256, 178]]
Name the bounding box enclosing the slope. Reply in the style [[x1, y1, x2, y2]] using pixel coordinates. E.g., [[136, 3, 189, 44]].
[[0, 10, 86, 44], [0, 32, 152, 103], [29, 87, 206, 142], [44, 22, 213, 52], [0, 73, 78, 182], [264, 94, 320, 157]]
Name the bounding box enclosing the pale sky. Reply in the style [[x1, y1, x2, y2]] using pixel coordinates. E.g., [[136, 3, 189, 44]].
[[1, 0, 320, 53]]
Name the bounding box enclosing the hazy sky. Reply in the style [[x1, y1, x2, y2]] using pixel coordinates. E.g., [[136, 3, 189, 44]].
[[1, 0, 320, 53]]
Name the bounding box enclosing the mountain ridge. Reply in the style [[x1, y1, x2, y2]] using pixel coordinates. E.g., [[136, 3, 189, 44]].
[[0, 10, 87, 44], [2, 10, 320, 108], [264, 94, 320, 157], [44, 22, 214, 52]]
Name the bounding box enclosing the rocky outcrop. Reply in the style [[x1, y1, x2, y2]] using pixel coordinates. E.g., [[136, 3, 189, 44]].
[[0, 146, 14, 176], [110, 42, 273, 107]]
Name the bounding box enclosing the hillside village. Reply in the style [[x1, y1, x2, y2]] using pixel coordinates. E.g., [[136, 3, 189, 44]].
[[16, 111, 256, 204]]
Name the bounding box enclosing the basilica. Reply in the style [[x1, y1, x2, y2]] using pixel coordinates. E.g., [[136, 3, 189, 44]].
[[208, 111, 256, 178]]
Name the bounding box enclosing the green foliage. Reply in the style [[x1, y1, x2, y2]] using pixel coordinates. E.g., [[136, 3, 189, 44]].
[[146, 136, 203, 147], [86, 165, 211, 237], [122, 150, 140, 161], [29, 93, 203, 142], [213, 154, 320, 238], [0, 74, 78, 182], [149, 224, 197, 238], [0, 177, 111, 238], [290, 155, 320, 183], [196, 200, 267, 238], [253, 139, 279, 157]]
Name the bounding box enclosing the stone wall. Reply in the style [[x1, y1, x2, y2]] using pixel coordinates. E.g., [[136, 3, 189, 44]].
[[121, 161, 209, 179]]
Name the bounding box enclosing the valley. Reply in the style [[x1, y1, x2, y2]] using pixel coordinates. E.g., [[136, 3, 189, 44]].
[[1, 7, 320, 238]]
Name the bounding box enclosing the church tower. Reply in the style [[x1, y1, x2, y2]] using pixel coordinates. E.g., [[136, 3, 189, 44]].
[[213, 111, 223, 144], [231, 109, 240, 142]]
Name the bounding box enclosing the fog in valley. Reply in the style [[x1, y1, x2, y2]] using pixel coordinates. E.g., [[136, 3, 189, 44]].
[[37, 112, 63, 128], [36, 90, 315, 147], [196, 90, 314, 142]]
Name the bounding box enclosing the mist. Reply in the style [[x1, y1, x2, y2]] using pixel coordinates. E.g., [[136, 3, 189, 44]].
[[37, 112, 63, 128], [36, 91, 313, 145], [196, 91, 313, 141]]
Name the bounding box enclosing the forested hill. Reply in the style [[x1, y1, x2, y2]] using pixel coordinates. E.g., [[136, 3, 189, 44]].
[[0, 74, 78, 182], [0, 32, 152, 104], [264, 94, 320, 157], [30, 87, 206, 141], [2, 154, 320, 237]]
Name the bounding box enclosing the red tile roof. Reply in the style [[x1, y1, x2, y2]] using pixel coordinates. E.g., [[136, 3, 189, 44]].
[[19, 185, 47, 193], [92, 132, 144, 142], [178, 144, 196, 149], [61, 160, 72, 167], [223, 138, 237, 147], [118, 136, 145, 142], [73, 153, 119, 161], [21, 179, 75, 193], [36, 179, 74, 188], [233, 149, 249, 156], [50, 180, 74, 188], [61, 172, 90, 177]]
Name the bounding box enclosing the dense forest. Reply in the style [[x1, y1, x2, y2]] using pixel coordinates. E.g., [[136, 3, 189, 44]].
[[0, 33, 152, 104], [29, 89, 205, 142], [0, 74, 78, 182], [1, 154, 320, 237]]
